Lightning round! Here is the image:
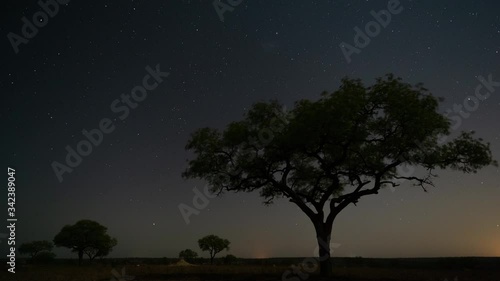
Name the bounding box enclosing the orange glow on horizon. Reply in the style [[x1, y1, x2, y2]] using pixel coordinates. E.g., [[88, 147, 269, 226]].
[[252, 249, 269, 259], [492, 239, 500, 257], [254, 253, 268, 259]]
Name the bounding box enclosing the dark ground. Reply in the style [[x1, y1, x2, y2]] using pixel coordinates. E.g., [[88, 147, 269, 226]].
[[1, 257, 499, 281]]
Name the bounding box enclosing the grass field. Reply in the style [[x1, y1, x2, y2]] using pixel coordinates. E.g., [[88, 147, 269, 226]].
[[2, 258, 499, 281]]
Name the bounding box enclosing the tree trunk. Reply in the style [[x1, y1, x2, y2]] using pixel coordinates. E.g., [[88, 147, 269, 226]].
[[78, 250, 83, 265], [315, 222, 333, 278], [210, 254, 214, 264]]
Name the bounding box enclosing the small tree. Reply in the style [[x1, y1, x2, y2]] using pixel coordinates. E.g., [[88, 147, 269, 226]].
[[179, 248, 198, 262], [224, 254, 238, 265], [183, 74, 497, 277], [198, 235, 230, 264], [18, 240, 54, 260], [53, 220, 117, 264]]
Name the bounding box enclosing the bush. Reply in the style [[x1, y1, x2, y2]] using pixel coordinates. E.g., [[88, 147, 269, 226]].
[[224, 254, 238, 265]]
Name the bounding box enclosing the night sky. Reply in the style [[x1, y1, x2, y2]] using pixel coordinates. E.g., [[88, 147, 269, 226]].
[[1, 0, 500, 259]]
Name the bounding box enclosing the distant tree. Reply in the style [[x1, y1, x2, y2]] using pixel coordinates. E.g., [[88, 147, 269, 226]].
[[198, 235, 230, 264], [53, 220, 117, 265], [33, 251, 56, 263], [224, 254, 238, 265], [183, 74, 497, 277], [179, 248, 198, 262], [18, 240, 54, 259]]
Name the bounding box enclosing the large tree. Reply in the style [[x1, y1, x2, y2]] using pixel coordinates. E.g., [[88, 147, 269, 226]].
[[198, 235, 230, 264], [53, 220, 117, 264], [182, 75, 497, 277]]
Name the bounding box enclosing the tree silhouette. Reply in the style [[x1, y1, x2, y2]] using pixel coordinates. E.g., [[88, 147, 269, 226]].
[[224, 254, 238, 265], [18, 240, 54, 260], [53, 219, 117, 265], [183, 74, 497, 277], [179, 248, 198, 262], [198, 235, 230, 264], [83, 235, 117, 262]]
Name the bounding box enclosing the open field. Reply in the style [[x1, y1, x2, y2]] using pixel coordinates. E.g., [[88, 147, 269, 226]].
[[2, 258, 499, 281]]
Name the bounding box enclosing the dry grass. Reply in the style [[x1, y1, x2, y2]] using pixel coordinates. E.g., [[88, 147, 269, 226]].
[[1, 263, 500, 281]]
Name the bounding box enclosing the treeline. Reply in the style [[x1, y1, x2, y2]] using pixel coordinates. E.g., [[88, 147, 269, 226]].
[[16, 219, 117, 265]]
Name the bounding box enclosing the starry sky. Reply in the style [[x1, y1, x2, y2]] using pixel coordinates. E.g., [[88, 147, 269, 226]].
[[1, 0, 500, 259]]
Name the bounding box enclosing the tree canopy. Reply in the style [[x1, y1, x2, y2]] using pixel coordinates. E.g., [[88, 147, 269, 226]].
[[183, 74, 496, 276], [198, 234, 230, 264], [179, 248, 198, 262], [18, 240, 54, 259], [53, 219, 117, 264]]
